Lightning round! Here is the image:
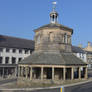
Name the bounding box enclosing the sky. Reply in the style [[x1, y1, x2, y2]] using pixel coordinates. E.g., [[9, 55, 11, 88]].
[[0, 0, 92, 47]]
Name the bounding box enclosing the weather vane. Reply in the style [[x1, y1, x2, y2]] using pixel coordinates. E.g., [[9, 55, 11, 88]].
[[52, 1, 57, 11]]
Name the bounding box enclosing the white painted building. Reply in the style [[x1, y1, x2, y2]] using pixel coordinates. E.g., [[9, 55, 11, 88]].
[[0, 35, 34, 78], [72, 46, 87, 63]]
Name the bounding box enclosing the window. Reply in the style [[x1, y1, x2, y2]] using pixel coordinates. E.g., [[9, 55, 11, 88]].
[[30, 50, 32, 54], [79, 53, 81, 58], [19, 49, 22, 53], [25, 49, 29, 54], [5, 57, 9, 64], [49, 32, 54, 42], [0, 48, 3, 52], [12, 57, 16, 64], [6, 48, 10, 52], [64, 33, 67, 43], [82, 55, 84, 59], [0, 57, 2, 64], [18, 58, 22, 62], [12, 49, 16, 53]]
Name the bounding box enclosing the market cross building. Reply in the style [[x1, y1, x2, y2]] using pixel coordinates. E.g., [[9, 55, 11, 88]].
[[18, 4, 87, 84]]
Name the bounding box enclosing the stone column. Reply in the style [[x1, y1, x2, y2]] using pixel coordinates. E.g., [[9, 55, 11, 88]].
[[30, 67, 33, 80], [26, 67, 28, 79], [52, 67, 54, 80], [18, 66, 20, 77], [21, 67, 23, 77], [41, 67, 43, 80], [63, 68, 66, 80], [79, 67, 81, 79], [71, 67, 74, 80], [85, 67, 88, 79], [15, 67, 17, 77], [2, 67, 4, 78], [7, 68, 8, 76]]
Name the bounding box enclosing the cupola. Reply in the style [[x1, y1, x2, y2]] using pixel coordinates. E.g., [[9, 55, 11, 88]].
[[50, 2, 58, 24]]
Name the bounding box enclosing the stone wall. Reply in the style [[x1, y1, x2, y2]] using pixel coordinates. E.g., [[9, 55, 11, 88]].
[[35, 28, 72, 52]]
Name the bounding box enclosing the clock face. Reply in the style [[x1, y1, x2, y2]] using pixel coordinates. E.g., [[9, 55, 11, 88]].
[[37, 35, 40, 44]]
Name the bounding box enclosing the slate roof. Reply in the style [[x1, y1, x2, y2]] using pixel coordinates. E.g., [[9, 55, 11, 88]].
[[19, 52, 87, 66], [34, 23, 73, 34], [72, 46, 85, 54], [0, 35, 34, 49], [0, 64, 17, 67]]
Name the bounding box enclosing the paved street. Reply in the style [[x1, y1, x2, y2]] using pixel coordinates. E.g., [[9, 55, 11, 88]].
[[0, 81, 92, 92], [0, 78, 17, 85], [65, 81, 92, 92]]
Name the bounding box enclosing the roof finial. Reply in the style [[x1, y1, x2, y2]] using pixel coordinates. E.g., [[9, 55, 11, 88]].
[[52, 1, 57, 11], [50, 1, 58, 24]]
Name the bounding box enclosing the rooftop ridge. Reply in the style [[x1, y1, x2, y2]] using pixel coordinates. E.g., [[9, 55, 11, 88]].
[[0, 34, 34, 42]]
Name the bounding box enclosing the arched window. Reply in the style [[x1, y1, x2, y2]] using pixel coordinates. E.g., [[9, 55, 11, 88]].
[[64, 33, 67, 43]]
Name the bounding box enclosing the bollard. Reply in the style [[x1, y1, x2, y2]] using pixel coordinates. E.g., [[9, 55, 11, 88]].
[[60, 86, 64, 92]]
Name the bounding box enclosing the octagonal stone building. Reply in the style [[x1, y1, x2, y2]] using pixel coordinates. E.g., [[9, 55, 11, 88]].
[[18, 5, 87, 84]]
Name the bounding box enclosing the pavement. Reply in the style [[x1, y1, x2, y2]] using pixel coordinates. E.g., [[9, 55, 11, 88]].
[[0, 79, 92, 92], [0, 78, 17, 85]]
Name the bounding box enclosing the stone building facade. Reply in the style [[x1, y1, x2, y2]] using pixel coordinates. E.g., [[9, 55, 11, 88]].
[[0, 35, 34, 78], [84, 42, 92, 69], [18, 5, 87, 84]]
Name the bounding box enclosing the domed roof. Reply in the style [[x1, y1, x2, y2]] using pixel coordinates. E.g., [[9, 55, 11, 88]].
[[34, 23, 73, 34]]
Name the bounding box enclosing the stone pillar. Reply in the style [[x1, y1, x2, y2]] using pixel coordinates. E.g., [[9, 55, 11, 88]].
[[18, 66, 20, 77], [79, 67, 81, 79], [30, 67, 32, 80], [63, 68, 66, 80], [2, 67, 4, 78], [21, 67, 23, 77], [71, 67, 74, 80], [52, 67, 54, 80], [41, 67, 43, 80], [7, 68, 8, 76], [26, 67, 28, 79], [15, 67, 16, 77], [85, 67, 88, 79]]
